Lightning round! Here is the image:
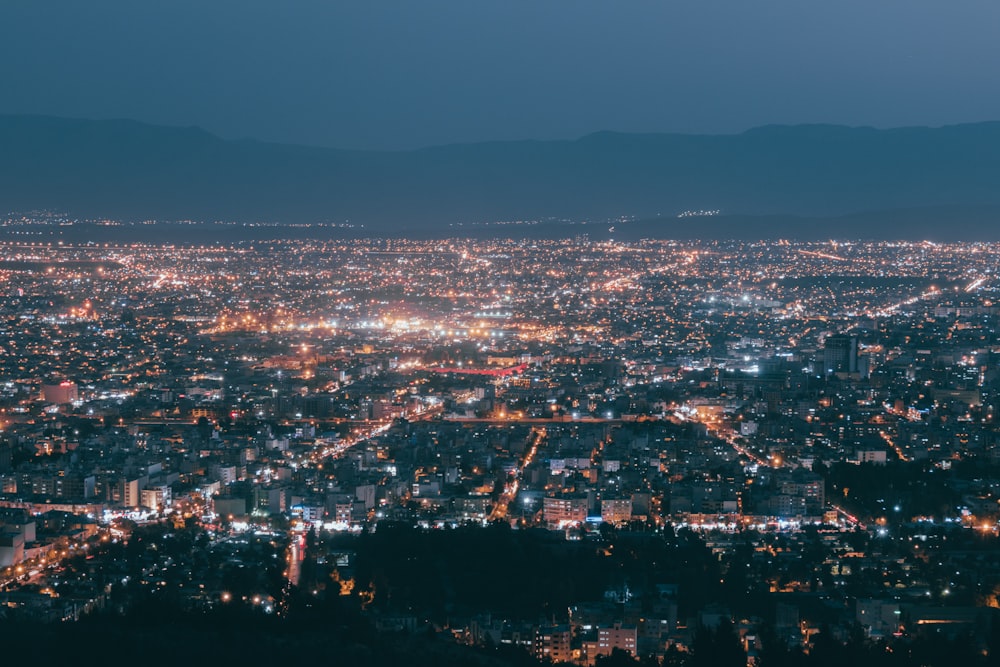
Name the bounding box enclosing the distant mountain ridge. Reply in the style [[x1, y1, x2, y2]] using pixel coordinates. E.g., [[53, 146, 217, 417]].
[[2, 114, 999, 239]]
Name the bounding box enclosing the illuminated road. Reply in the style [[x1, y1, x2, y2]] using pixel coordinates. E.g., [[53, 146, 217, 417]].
[[880, 430, 911, 462], [829, 503, 866, 530], [797, 249, 848, 262], [310, 420, 394, 462], [871, 286, 940, 318], [488, 428, 544, 522], [966, 276, 988, 292], [0, 529, 112, 591], [447, 416, 624, 424], [718, 429, 771, 467], [672, 410, 771, 467], [286, 533, 303, 588]]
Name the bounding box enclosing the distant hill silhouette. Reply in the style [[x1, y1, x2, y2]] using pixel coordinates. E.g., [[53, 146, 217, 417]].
[[2, 114, 999, 239]]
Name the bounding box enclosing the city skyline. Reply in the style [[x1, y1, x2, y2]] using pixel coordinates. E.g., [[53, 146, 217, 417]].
[[4, 4, 1000, 666], [2, 236, 1000, 666]]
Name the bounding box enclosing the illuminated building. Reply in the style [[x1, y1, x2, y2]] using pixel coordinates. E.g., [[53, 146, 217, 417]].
[[534, 625, 573, 663], [600, 498, 632, 526], [543, 496, 587, 527], [593, 622, 637, 660], [42, 381, 78, 404]]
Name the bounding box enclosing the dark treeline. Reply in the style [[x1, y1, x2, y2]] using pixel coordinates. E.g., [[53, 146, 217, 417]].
[[4, 592, 997, 667], [310, 522, 733, 622], [4, 525, 1000, 667]]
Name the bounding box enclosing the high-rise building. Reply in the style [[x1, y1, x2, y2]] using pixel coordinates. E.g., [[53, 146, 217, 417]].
[[42, 381, 78, 404], [822, 334, 858, 376]]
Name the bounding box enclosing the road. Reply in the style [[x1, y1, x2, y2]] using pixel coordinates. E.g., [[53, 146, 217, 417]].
[[488, 427, 544, 522], [0, 529, 112, 591], [673, 410, 771, 468]]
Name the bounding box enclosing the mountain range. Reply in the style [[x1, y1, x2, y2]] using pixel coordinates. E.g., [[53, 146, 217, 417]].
[[2, 114, 999, 239]]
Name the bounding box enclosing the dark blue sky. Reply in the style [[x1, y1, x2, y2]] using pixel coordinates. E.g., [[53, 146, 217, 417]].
[[2, 1, 999, 150]]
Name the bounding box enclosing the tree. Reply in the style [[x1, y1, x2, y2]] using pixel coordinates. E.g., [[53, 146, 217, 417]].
[[595, 648, 640, 667], [690, 620, 745, 667]]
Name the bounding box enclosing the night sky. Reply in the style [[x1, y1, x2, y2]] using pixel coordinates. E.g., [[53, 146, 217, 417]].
[[2, 0, 999, 150]]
